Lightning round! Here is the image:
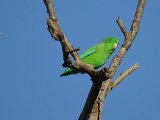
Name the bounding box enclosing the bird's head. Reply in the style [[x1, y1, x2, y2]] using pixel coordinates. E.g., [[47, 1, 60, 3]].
[[102, 36, 118, 54]]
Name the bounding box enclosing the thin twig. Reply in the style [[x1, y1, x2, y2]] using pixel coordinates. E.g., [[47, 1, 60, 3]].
[[110, 63, 140, 90], [116, 17, 127, 37], [66, 47, 80, 54], [130, 0, 146, 37]]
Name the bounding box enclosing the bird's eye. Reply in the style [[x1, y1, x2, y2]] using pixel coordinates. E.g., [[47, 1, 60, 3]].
[[109, 39, 112, 42]]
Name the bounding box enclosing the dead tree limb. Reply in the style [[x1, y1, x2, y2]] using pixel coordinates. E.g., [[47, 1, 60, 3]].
[[43, 0, 99, 82], [43, 0, 146, 120], [110, 63, 140, 90], [79, 0, 146, 120]]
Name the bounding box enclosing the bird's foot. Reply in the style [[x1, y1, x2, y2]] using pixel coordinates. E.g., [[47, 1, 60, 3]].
[[86, 64, 94, 69], [62, 59, 72, 67], [99, 67, 110, 80]]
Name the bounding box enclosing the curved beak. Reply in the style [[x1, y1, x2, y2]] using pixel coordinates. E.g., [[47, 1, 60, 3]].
[[113, 43, 118, 49]]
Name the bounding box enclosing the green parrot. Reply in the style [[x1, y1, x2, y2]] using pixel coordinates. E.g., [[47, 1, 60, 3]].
[[61, 36, 118, 76]]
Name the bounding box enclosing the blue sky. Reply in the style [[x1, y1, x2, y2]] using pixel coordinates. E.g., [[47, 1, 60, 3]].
[[0, 0, 160, 120]]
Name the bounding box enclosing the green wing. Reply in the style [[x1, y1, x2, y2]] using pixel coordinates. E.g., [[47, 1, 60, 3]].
[[60, 45, 98, 76], [80, 49, 96, 59], [80, 44, 98, 59]]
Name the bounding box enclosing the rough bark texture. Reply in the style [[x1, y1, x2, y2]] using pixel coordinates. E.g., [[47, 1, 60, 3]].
[[43, 0, 146, 120], [43, 0, 100, 82], [79, 1, 146, 120]]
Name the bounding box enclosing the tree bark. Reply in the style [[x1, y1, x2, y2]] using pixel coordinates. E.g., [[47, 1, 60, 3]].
[[79, 0, 146, 120], [43, 0, 146, 120]]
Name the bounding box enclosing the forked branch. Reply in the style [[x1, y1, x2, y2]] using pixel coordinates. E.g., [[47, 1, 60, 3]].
[[79, 0, 146, 120], [43, 0, 146, 120], [43, 0, 98, 81]]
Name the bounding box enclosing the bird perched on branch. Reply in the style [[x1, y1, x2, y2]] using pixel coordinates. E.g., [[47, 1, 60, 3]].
[[61, 36, 118, 76]]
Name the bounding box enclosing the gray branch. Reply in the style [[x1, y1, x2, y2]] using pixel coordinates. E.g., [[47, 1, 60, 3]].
[[79, 0, 146, 120], [43, 0, 99, 82], [43, 0, 146, 120]]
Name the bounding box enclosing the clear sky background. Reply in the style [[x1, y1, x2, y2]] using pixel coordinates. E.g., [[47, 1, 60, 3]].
[[0, 0, 160, 120]]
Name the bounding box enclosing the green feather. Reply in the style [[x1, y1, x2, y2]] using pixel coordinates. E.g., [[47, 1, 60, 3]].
[[80, 49, 96, 59], [60, 36, 118, 77]]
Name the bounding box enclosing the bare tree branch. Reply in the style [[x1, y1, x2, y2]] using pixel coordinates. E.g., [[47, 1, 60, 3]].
[[43, 0, 146, 120], [79, 0, 146, 120], [110, 63, 140, 90], [43, 0, 99, 81], [116, 17, 127, 37], [131, 0, 146, 37]]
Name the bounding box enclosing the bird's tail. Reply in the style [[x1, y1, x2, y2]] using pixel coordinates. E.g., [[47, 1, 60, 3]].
[[60, 68, 74, 77], [60, 72, 71, 77]]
